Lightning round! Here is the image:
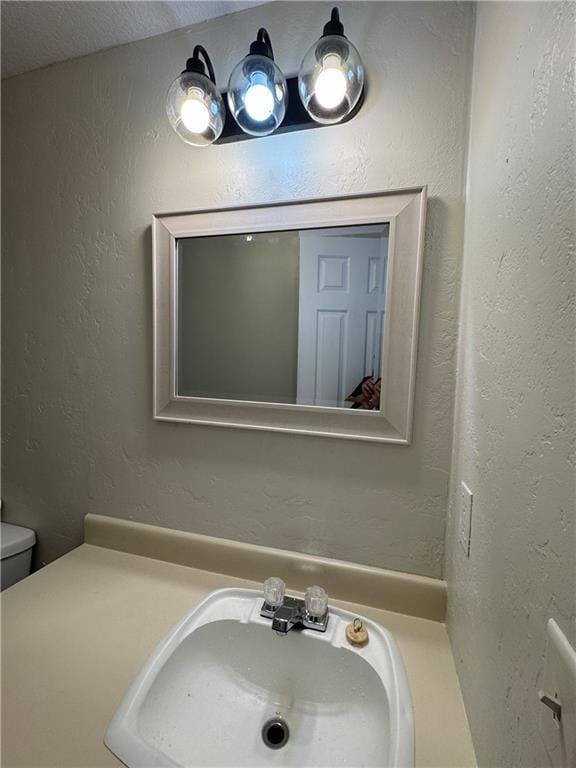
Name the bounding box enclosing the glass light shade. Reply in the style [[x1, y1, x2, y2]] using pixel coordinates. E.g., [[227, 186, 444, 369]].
[[227, 54, 288, 137], [166, 70, 224, 147], [298, 34, 364, 124]]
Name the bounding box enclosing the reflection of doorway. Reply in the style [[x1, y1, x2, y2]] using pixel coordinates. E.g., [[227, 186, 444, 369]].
[[297, 226, 388, 408]]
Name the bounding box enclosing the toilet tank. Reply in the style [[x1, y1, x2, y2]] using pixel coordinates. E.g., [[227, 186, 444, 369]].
[[1, 522, 36, 590]]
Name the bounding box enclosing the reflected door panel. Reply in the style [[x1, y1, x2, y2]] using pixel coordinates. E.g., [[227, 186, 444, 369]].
[[297, 229, 388, 408]]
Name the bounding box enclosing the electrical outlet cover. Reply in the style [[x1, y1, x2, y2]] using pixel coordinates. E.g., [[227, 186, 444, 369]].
[[539, 618, 576, 767]]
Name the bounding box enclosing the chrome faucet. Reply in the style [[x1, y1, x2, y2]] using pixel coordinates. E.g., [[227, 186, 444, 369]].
[[260, 578, 329, 633], [270, 596, 304, 633]]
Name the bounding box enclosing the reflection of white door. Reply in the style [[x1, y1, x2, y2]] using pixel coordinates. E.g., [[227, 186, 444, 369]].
[[297, 228, 388, 408]]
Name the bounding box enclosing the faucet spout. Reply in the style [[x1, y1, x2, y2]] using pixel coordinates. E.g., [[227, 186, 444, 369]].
[[271, 600, 302, 633]]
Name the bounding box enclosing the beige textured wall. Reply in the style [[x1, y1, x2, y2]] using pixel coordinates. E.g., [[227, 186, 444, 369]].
[[2, 2, 474, 574], [178, 232, 299, 403], [445, 3, 575, 766]]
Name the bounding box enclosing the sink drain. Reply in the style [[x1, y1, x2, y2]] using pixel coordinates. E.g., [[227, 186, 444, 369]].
[[261, 717, 290, 749]]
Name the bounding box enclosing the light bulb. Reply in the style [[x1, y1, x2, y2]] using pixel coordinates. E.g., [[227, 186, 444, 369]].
[[227, 29, 287, 137], [298, 9, 365, 126], [180, 94, 210, 134], [315, 57, 347, 110], [244, 81, 275, 122], [166, 48, 224, 147]]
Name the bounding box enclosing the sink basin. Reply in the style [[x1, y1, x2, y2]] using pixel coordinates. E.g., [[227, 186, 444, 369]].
[[105, 588, 414, 767]]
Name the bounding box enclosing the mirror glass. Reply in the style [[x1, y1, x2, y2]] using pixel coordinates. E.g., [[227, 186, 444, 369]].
[[177, 225, 389, 410]]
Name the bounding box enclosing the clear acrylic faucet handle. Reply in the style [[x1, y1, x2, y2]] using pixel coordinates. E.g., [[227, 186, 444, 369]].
[[305, 585, 328, 619], [263, 577, 285, 608]]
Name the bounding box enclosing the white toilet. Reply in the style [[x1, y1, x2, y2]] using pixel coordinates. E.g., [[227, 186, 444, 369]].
[[1, 522, 36, 590]]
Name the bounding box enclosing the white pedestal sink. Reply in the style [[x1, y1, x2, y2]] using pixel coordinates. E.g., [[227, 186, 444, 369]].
[[105, 588, 414, 767]]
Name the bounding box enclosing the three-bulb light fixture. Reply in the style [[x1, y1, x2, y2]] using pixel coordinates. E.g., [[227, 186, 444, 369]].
[[166, 7, 365, 146]]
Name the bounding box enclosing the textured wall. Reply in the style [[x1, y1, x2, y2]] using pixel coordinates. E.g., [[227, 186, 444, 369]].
[[445, 3, 575, 766], [2, 2, 474, 574]]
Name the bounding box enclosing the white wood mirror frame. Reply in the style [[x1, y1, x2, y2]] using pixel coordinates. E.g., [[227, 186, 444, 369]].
[[153, 186, 427, 443]]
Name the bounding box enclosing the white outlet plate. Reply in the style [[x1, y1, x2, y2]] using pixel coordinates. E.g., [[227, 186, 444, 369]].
[[459, 481, 473, 557], [539, 618, 576, 767]]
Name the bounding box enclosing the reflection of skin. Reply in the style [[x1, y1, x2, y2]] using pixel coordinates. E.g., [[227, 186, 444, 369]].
[[346, 377, 381, 410], [361, 377, 381, 409]]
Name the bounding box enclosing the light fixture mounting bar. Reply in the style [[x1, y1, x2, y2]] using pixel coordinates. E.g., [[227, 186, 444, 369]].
[[214, 76, 365, 145]]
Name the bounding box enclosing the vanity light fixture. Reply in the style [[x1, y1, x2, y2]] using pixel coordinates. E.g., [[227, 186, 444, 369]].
[[165, 8, 365, 146], [166, 45, 224, 146], [227, 28, 288, 137], [298, 7, 365, 124]]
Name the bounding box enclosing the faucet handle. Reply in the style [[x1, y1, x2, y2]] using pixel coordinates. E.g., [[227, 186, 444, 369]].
[[305, 585, 328, 619], [263, 577, 285, 609]]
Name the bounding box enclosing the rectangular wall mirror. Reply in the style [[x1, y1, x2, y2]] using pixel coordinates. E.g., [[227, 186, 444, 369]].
[[177, 225, 388, 409], [154, 188, 426, 443]]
